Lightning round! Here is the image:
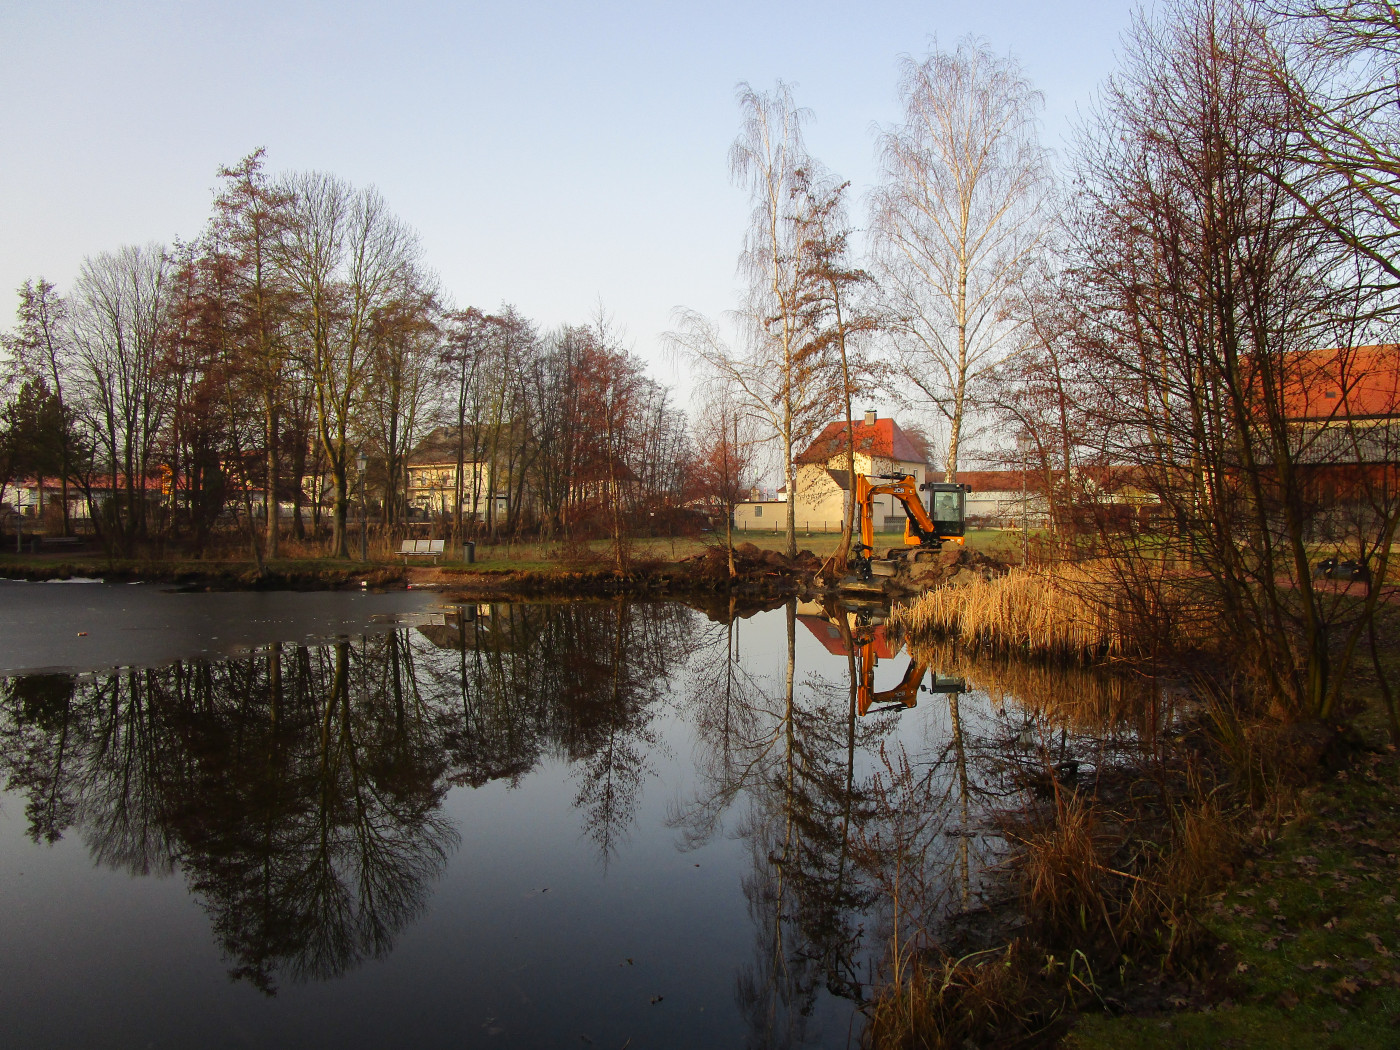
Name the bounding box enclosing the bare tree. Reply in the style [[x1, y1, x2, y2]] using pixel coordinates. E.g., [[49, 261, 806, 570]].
[[211, 150, 295, 558], [692, 386, 759, 576], [1070, 0, 1400, 721], [673, 83, 838, 559], [69, 244, 174, 552], [871, 38, 1049, 480], [1262, 2, 1400, 298], [985, 262, 1094, 539], [275, 172, 420, 558], [364, 280, 441, 529], [440, 307, 487, 544], [733, 82, 832, 558]]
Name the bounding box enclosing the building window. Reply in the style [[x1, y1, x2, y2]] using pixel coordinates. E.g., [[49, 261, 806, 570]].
[[754, 505, 763, 518]]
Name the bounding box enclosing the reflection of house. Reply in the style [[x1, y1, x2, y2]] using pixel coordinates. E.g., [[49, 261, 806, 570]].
[[406, 427, 510, 519], [733, 411, 929, 532], [413, 603, 530, 652]]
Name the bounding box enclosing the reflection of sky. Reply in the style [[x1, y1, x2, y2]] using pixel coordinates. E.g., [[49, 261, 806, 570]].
[[0, 581, 439, 675], [0, 596, 1037, 1048]]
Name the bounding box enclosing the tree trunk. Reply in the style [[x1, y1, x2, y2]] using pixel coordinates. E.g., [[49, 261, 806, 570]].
[[264, 397, 279, 559], [331, 463, 349, 559]]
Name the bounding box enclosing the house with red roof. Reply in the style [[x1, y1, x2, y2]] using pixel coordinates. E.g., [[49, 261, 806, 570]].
[[732, 411, 930, 532], [1279, 345, 1400, 422], [1273, 344, 1400, 502]]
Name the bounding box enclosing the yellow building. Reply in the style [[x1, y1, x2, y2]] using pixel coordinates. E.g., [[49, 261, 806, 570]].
[[733, 412, 929, 532]]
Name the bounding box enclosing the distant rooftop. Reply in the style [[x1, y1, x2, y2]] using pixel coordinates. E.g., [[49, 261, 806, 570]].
[[797, 415, 924, 466]]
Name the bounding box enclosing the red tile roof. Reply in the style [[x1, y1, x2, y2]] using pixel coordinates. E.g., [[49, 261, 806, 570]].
[[1282, 345, 1400, 421], [797, 418, 925, 466], [955, 466, 1154, 495], [953, 470, 1038, 493]]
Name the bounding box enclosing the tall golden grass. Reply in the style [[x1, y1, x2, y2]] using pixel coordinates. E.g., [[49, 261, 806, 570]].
[[890, 562, 1210, 660]]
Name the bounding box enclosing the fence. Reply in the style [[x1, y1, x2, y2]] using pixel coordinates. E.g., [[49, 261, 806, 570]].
[[734, 521, 912, 537]]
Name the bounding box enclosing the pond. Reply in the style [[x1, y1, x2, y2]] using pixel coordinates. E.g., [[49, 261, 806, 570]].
[[0, 582, 1155, 1049]]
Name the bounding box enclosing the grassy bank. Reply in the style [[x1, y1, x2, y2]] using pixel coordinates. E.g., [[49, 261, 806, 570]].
[[866, 579, 1400, 1049], [0, 528, 1017, 585], [1064, 660, 1400, 1049]]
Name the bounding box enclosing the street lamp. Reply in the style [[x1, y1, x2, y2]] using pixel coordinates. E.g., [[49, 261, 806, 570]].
[[356, 452, 369, 562]]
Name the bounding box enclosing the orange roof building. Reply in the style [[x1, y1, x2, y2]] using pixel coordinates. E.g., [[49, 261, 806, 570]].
[[1280, 345, 1400, 422]]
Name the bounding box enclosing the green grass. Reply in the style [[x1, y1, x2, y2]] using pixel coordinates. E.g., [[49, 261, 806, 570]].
[[1067, 687, 1400, 1048]]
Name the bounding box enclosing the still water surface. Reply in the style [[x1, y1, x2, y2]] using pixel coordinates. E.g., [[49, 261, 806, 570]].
[[0, 583, 1134, 1049]]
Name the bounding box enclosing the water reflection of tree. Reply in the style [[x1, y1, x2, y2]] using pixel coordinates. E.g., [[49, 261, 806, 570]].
[[418, 600, 693, 862], [674, 601, 900, 1047], [0, 640, 457, 991], [673, 599, 1051, 1048], [0, 601, 696, 989], [0, 673, 81, 845]]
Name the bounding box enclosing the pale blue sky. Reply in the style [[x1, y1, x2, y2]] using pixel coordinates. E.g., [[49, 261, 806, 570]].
[[1, 0, 1136, 399]]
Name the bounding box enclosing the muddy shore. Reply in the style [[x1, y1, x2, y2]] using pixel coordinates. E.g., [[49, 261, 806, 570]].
[[0, 541, 1002, 600]]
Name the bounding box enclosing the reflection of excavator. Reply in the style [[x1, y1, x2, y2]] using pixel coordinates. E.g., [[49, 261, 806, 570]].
[[859, 647, 929, 716], [845, 474, 971, 589], [810, 599, 967, 716]]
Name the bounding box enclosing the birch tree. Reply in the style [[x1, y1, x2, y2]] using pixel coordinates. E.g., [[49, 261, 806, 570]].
[[871, 38, 1049, 479], [675, 83, 835, 558]]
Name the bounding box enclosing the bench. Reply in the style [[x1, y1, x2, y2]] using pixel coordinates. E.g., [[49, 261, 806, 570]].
[[40, 536, 85, 550], [398, 538, 446, 564]]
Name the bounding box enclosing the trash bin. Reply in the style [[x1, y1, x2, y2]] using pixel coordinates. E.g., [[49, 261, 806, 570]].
[[464, 541, 475, 564]]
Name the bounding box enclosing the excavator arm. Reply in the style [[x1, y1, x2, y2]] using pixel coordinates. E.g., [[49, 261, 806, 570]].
[[854, 474, 943, 550], [857, 648, 929, 716]]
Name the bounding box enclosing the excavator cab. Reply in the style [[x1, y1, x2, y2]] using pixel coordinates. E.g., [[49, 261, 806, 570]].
[[922, 482, 969, 539]]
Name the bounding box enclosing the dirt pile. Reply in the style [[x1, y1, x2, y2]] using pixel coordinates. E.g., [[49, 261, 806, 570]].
[[900, 545, 1002, 590], [676, 542, 822, 579]]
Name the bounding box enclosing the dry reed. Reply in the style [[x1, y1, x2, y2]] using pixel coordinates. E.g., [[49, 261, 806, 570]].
[[1011, 788, 1233, 967], [861, 943, 1049, 1050], [890, 563, 1208, 660]]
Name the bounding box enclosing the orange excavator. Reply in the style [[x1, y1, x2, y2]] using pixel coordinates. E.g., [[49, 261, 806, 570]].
[[847, 474, 971, 586], [858, 649, 930, 716], [837, 601, 967, 716]]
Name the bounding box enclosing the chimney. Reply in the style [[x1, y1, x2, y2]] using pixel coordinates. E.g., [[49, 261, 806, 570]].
[[863, 409, 877, 426]]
